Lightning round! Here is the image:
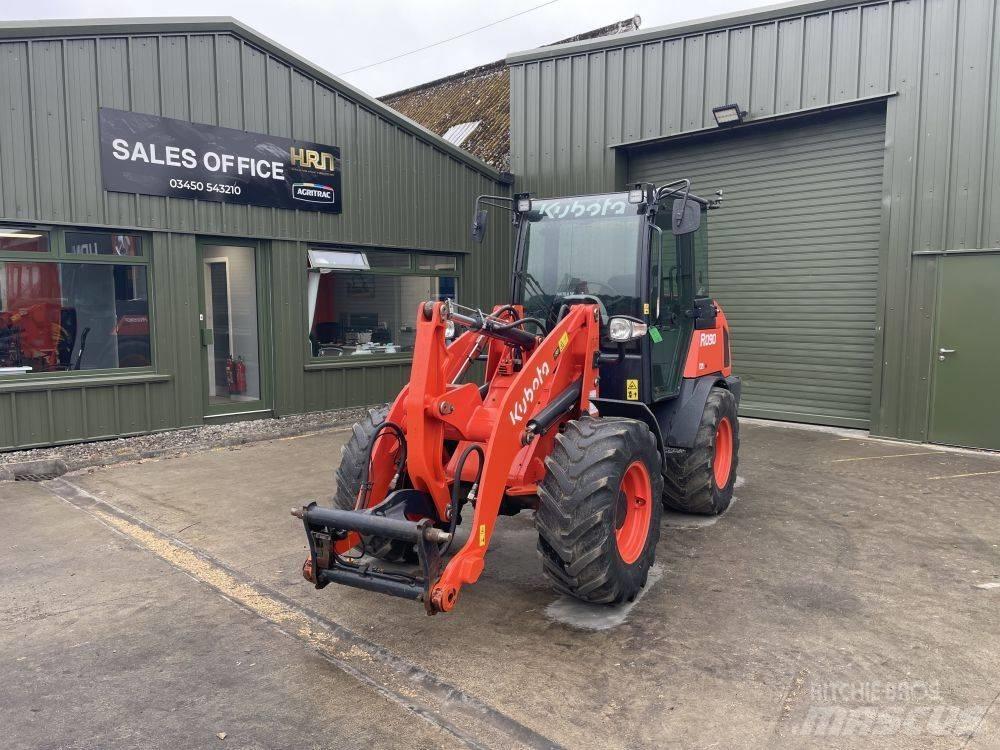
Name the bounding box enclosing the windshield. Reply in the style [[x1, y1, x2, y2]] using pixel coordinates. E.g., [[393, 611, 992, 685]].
[[516, 194, 644, 326]]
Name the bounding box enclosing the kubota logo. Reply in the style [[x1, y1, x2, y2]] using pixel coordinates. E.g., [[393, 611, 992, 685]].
[[700, 332, 718, 346], [508, 362, 552, 425]]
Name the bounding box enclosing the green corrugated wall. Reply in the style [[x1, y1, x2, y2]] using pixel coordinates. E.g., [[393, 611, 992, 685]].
[[0, 24, 511, 450], [508, 0, 1000, 442]]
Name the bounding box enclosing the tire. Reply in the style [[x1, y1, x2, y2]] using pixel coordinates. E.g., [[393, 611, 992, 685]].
[[535, 417, 663, 604], [662, 387, 739, 515], [333, 405, 413, 562]]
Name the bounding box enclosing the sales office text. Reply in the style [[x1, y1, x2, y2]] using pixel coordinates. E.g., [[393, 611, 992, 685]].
[[111, 139, 286, 180]]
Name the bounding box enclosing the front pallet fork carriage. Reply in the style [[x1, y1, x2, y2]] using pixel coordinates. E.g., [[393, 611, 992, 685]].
[[295, 181, 741, 614]]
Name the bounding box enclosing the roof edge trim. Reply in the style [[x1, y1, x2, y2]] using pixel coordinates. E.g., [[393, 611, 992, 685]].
[[0, 16, 504, 182], [611, 92, 896, 150], [506, 0, 886, 64]]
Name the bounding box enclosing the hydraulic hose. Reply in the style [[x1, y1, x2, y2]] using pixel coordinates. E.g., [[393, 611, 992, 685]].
[[493, 316, 547, 334], [445, 444, 485, 554], [357, 421, 407, 510], [450, 309, 538, 348]]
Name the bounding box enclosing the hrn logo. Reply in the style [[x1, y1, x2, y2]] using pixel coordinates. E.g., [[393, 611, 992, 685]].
[[290, 147, 337, 172], [700, 332, 718, 346], [292, 183, 335, 203], [508, 362, 552, 425]]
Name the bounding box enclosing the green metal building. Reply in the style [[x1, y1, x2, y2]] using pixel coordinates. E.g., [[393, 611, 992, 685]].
[[506, 0, 1000, 451], [0, 18, 511, 451], [3, 2, 998, 454]]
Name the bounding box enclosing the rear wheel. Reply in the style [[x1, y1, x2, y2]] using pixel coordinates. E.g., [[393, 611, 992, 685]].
[[333, 405, 413, 562], [662, 387, 739, 515], [535, 417, 663, 604]]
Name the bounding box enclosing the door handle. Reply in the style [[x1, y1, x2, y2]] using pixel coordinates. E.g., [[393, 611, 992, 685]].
[[938, 347, 956, 361]]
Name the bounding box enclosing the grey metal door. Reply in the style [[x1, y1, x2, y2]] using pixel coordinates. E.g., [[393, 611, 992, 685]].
[[929, 254, 1000, 450], [628, 105, 886, 427]]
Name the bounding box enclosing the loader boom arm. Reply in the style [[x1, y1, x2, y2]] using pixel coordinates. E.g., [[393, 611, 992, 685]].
[[368, 300, 601, 612]]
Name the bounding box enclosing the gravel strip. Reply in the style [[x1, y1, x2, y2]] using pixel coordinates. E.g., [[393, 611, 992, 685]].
[[0, 406, 379, 477]]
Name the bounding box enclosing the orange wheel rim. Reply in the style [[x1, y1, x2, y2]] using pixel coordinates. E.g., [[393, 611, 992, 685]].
[[713, 417, 734, 487], [614, 460, 653, 564]]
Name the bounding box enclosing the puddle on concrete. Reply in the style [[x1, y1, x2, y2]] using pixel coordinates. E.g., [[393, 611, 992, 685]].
[[544, 565, 664, 630]]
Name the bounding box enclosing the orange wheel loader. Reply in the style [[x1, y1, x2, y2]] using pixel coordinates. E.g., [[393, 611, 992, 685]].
[[293, 180, 740, 614]]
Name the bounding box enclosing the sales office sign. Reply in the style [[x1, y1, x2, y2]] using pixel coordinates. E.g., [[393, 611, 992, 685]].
[[99, 108, 342, 213]]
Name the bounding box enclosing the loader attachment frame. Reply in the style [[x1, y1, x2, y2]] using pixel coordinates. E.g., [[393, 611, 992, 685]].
[[296, 299, 601, 613]]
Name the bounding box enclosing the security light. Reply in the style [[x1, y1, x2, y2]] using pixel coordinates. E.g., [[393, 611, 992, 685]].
[[712, 104, 747, 126]]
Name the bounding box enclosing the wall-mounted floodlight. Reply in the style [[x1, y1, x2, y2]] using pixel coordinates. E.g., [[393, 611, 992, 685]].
[[712, 104, 747, 126]]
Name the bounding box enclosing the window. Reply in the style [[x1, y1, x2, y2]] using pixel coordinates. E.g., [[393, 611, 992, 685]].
[[0, 226, 48, 253], [307, 249, 458, 358], [0, 229, 150, 375], [65, 231, 142, 257], [442, 121, 481, 146], [692, 217, 709, 297], [518, 204, 644, 323]]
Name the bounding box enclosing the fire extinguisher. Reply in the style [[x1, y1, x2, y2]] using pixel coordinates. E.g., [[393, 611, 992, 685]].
[[225, 354, 236, 394], [234, 356, 247, 394]]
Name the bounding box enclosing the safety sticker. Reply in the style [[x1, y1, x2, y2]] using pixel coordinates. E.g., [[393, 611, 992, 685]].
[[643, 302, 650, 315], [557, 332, 569, 352], [478, 524, 487, 546], [626, 379, 639, 400], [649, 327, 663, 343]]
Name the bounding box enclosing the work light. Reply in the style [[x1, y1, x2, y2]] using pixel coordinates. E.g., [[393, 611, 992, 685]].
[[627, 186, 645, 204], [608, 316, 648, 342], [516, 196, 532, 212], [712, 103, 747, 126]]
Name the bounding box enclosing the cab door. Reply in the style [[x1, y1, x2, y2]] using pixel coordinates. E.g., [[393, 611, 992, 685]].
[[648, 215, 691, 400]]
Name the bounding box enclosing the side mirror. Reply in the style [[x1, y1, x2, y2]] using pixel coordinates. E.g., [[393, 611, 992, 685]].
[[672, 198, 701, 235], [692, 297, 718, 330], [471, 209, 488, 243]]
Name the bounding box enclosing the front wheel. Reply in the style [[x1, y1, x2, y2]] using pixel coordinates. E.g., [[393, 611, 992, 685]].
[[333, 405, 414, 562], [662, 386, 740, 515], [535, 417, 663, 604]]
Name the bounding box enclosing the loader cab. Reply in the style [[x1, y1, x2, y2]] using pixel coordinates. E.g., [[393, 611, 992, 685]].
[[504, 184, 713, 405]]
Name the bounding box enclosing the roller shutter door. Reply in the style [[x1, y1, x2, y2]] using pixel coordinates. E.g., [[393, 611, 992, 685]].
[[627, 105, 886, 427]]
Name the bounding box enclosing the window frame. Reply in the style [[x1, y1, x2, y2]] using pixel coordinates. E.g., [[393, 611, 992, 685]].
[[0, 224, 155, 382], [305, 245, 460, 365]]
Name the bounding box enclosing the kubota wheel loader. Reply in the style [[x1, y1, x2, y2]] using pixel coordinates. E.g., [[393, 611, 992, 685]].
[[293, 180, 740, 614]]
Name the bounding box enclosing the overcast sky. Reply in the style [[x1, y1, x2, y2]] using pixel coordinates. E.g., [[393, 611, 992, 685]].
[[2, 0, 773, 96]]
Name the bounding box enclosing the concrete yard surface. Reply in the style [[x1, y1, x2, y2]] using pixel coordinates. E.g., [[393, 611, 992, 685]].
[[1, 420, 998, 749]]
